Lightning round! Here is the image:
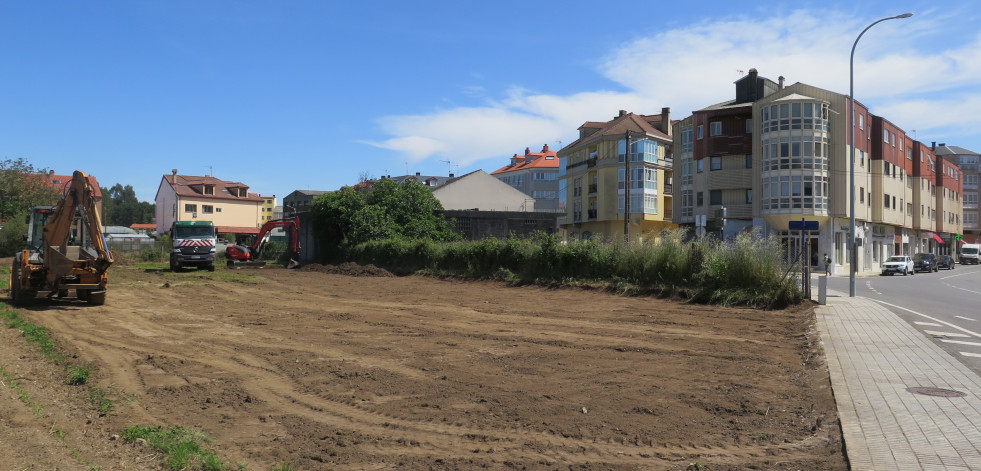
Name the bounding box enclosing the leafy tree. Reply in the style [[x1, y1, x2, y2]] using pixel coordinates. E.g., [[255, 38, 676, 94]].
[[0, 158, 60, 223], [100, 183, 155, 226], [312, 179, 459, 253]]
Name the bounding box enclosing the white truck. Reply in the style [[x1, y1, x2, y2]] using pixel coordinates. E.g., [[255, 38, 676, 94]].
[[959, 243, 980, 265], [169, 220, 217, 271]]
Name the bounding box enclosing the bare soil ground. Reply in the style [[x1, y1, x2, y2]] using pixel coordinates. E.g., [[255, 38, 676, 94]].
[[0, 259, 846, 470]]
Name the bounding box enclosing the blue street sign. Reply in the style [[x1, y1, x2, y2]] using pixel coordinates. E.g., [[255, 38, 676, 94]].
[[788, 220, 819, 231]]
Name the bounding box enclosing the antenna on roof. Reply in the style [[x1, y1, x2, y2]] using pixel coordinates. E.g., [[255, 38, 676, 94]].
[[911, 129, 917, 139], [206, 165, 213, 177], [440, 160, 451, 176], [404, 162, 409, 174]]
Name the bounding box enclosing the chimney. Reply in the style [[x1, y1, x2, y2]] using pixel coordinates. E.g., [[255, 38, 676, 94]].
[[749, 68, 758, 80], [449, 173, 454, 178], [49, 169, 55, 176], [932, 141, 936, 151], [172, 168, 178, 183], [618, 110, 627, 118], [778, 76, 785, 89], [416, 171, 421, 176], [542, 144, 549, 152], [525, 147, 531, 155], [660, 107, 671, 136]]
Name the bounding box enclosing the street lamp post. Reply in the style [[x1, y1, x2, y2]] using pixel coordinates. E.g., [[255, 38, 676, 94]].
[[849, 12, 912, 297]]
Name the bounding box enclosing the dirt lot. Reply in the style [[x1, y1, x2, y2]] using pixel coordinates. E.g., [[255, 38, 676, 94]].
[[0, 260, 846, 470]]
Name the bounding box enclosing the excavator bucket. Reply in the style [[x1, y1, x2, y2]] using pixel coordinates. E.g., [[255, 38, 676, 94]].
[[227, 259, 267, 269]]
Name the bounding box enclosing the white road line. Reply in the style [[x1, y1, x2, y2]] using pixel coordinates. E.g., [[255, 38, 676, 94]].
[[868, 298, 981, 339], [955, 316, 977, 322], [942, 339, 981, 347], [942, 282, 981, 296], [961, 352, 981, 358], [924, 330, 971, 338], [915, 321, 942, 327], [939, 269, 981, 280]]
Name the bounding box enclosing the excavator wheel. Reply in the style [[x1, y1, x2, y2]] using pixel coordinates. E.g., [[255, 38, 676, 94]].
[[10, 254, 35, 306]]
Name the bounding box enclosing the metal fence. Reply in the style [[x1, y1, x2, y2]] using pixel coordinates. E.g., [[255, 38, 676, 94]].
[[105, 238, 162, 253]]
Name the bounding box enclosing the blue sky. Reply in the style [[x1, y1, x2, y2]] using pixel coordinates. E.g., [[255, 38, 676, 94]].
[[3, 1, 980, 203]]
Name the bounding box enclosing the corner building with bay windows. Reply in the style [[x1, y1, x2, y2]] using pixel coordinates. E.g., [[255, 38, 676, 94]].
[[674, 69, 962, 274]]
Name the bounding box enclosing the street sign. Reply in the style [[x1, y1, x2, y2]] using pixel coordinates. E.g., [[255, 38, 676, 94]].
[[788, 220, 819, 231]]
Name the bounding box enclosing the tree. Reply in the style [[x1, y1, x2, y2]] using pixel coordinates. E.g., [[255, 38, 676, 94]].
[[312, 179, 459, 250], [0, 158, 60, 223], [100, 183, 155, 226]]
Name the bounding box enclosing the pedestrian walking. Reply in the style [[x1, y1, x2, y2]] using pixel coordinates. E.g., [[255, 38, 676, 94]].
[[824, 253, 833, 275]]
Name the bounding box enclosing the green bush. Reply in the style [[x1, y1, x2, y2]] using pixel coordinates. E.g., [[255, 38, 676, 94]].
[[333, 228, 802, 308]]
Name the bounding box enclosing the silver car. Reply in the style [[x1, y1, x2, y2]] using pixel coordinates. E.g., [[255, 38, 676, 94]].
[[881, 255, 914, 276]]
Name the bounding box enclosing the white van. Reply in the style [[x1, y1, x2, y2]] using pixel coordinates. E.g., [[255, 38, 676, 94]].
[[959, 243, 980, 265]]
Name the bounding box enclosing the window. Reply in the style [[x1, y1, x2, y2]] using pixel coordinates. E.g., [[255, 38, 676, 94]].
[[746, 154, 753, 169], [884, 194, 890, 209], [859, 113, 864, 130], [746, 119, 753, 134], [884, 129, 889, 143], [697, 159, 704, 173], [184, 204, 197, 213], [709, 190, 723, 205], [746, 189, 753, 204], [697, 192, 704, 207], [697, 125, 704, 139], [710, 122, 722, 136], [860, 188, 865, 204], [710, 156, 722, 170], [202, 205, 214, 214]]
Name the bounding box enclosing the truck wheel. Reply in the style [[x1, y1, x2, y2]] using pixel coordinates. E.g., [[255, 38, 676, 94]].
[[170, 256, 182, 272], [86, 290, 106, 306], [207, 263, 215, 272]]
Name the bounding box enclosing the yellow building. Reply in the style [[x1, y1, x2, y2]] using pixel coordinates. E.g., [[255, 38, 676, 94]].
[[260, 195, 277, 222], [558, 108, 676, 241], [154, 169, 264, 237]]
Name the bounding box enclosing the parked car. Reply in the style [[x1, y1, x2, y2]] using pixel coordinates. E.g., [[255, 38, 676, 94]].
[[881, 255, 915, 276], [937, 254, 956, 270], [912, 253, 938, 273]]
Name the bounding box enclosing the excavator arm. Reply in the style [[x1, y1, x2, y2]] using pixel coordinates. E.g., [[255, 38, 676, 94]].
[[226, 216, 301, 268], [41, 170, 113, 282]]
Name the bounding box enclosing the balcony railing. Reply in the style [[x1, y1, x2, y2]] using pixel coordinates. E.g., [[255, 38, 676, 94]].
[[663, 183, 673, 195], [588, 183, 598, 194], [587, 209, 597, 220]]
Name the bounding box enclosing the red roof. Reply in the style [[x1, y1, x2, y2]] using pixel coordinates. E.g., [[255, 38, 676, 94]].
[[162, 173, 263, 203], [217, 225, 260, 234], [130, 223, 155, 230], [490, 144, 560, 175], [561, 111, 673, 152], [44, 172, 103, 198]]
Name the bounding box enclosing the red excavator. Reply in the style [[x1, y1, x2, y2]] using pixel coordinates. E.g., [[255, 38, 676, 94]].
[[225, 216, 301, 268]]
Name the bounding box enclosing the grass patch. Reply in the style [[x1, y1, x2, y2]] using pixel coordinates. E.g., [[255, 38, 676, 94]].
[[0, 364, 44, 417], [88, 386, 115, 416], [66, 364, 91, 386], [122, 425, 227, 471], [1, 308, 65, 363]]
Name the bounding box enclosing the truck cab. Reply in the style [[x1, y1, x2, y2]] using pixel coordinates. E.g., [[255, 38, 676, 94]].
[[170, 220, 217, 271]]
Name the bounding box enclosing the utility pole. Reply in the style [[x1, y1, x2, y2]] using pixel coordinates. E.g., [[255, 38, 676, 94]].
[[624, 130, 631, 243]]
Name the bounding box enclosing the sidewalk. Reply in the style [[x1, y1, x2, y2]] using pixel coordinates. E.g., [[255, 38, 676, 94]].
[[814, 285, 981, 470]]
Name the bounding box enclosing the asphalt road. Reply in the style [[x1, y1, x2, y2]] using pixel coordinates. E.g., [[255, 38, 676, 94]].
[[822, 263, 981, 376]]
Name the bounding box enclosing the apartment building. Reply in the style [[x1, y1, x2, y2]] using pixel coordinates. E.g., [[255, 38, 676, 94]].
[[674, 69, 960, 274], [557, 108, 675, 241], [154, 169, 264, 237], [490, 144, 561, 212], [935, 144, 980, 243]]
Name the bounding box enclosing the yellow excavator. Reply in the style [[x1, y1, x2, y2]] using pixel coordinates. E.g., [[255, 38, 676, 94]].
[[9, 170, 113, 305]]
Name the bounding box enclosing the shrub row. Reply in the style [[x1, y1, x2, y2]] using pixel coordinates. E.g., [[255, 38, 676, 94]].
[[341, 229, 803, 309]]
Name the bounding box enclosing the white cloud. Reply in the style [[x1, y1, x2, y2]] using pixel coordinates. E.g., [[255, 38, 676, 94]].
[[371, 7, 981, 166]]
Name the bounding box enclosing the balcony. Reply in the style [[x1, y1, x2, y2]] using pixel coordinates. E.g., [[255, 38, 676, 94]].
[[663, 183, 673, 195], [663, 208, 673, 220], [587, 209, 597, 220], [588, 183, 598, 194]]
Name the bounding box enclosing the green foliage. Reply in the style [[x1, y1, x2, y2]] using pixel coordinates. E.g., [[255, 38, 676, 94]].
[[67, 364, 91, 386], [0, 209, 29, 257], [99, 183, 155, 226], [0, 158, 61, 223], [312, 179, 460, 259], [121, 425, 226, 471], [341, 229, 803, 308], [88, 386, 115, 416]]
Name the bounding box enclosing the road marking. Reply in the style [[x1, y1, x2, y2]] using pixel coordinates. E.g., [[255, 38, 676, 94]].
[[868, 298, 981, 339], [924, 330, 971, 338], [939, 269, 981, 280], [942, 282, 981, 296], [915, 321, 942, 327], [961, 352, 981, 358], [864, 280, 881, 295], [942, 339, 981, 347], [955, 316, 977, 322]]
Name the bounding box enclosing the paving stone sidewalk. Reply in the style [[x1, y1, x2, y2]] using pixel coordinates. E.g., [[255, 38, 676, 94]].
[[815, 288, 981, 470]]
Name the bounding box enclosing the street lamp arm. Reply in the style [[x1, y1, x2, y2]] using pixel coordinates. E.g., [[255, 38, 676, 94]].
[[847, 12, 912, 298]]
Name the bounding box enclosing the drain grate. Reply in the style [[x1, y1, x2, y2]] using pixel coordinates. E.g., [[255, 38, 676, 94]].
[[906, 387, 966, 398]]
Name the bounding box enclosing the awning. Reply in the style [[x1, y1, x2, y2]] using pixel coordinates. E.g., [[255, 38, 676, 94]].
[[933, 233, 945, 244]]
